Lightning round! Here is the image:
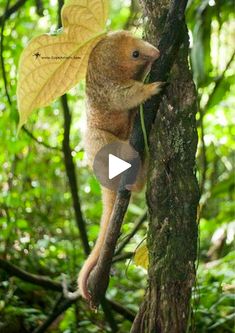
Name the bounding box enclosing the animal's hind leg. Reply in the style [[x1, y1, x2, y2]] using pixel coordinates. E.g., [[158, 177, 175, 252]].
[[125, 157, 148, 192]]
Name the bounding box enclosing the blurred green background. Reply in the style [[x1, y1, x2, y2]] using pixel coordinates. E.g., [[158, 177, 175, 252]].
[[0, 0, 234, 332]]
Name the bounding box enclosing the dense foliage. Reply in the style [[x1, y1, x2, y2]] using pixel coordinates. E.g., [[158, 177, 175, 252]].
[[0, 0, 234, 332]]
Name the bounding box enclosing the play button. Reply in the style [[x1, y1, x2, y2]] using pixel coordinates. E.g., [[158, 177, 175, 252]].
[[109, 154, 131, 180], [93, 142, 141, 191]]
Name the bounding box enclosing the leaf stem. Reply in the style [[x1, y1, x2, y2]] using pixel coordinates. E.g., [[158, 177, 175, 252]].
[[140, 103, 149, 157]]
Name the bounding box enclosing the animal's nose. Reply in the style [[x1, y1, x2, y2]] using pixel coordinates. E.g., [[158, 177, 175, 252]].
[[151, 47, 160, 61]]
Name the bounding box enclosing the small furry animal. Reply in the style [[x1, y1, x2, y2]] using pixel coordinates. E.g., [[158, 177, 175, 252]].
[[78, 30, 162, 301]]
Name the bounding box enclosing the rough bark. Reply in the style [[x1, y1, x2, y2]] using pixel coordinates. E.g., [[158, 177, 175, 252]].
[[131, 1, 200, 332]]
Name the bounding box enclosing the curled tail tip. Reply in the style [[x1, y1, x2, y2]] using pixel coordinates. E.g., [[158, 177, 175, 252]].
[[78, 252, 100, 294], [78, 275, 91, 301], [78, 276, 98, 311], [78, 259, 97, 302]]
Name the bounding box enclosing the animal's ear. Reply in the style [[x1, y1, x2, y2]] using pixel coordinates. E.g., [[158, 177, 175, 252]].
[[17, 0, 109, 131]]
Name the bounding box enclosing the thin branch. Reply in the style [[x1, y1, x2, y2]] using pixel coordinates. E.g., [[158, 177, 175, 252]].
[[112, 252, 133, 263], [33, 298, 74, 333], [0, 0, 27, 25], [57, 0, 63, 27], [108, 299, 135, 322], [0, 258, 63, 292], [88, 0, 189, 308], [32, 294, 67, 333], [0, 0, 12, 106], [100, 298, 119, 333], [61, 94, 90, 256], [22, 126, 62, 151], [115, 211, 147, 256], [205, 50, 235, 110], [35, 0, 44, 16]]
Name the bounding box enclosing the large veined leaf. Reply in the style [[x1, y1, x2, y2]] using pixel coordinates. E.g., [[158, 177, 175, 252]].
[[17, 0, 108, 129]]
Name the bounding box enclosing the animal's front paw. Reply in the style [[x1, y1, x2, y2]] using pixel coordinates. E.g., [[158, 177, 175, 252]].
[[150, 81, 165, 95]]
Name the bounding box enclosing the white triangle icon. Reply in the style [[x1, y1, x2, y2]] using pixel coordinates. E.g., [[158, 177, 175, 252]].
[[108, 154, 132, 180]]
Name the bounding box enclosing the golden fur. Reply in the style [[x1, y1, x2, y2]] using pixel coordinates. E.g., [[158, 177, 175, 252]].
[[78, 31, 162, 301]]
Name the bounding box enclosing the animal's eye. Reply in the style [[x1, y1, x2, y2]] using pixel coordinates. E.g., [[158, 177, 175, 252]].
[[132, 50, 140, 58]]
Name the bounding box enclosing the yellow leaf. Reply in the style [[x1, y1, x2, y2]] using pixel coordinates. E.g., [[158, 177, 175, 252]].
[[134, 243, 149, 270], [62, 0, 108, 31], [17, 0, 108, 129]]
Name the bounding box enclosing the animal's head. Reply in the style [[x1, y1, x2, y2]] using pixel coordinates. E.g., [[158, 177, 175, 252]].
[[88, 30, 160, 81]]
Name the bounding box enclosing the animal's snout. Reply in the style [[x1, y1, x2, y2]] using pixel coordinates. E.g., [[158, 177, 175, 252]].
[[150, 47, 160, 61], [144, 45, 160, 62]]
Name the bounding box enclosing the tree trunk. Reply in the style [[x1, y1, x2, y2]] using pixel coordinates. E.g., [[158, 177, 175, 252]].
[[131, 1, 200, 332]]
